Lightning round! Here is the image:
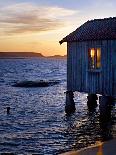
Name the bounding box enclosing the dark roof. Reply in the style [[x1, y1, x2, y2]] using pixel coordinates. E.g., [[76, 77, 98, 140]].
[[59, 17, 116, 44]]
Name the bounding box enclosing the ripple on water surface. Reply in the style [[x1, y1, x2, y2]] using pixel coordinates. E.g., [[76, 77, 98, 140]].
[[0, 58, 115, 154]]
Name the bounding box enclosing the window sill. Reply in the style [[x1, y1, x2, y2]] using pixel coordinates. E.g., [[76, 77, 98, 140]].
[[87, 69, 102, 73]]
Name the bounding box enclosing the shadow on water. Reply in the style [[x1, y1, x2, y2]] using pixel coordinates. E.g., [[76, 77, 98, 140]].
[[61, 101, 115, 154], [87, 98, 115, 142], [99, 101, 115, 141]]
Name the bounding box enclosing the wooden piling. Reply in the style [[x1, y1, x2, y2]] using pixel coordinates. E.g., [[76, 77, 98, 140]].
[[65, 91, 75, 114], [87, 94, 98, 110]]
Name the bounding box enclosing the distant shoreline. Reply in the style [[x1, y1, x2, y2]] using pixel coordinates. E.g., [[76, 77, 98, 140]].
[[0, 52, 67, 59], [0, 57, 67, 59]]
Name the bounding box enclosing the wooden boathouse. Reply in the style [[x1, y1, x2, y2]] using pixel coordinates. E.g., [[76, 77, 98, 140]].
[[60, 17, 116, 114]]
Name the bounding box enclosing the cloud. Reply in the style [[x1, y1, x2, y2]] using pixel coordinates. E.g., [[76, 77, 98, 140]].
[[0, 3, 77, 35]]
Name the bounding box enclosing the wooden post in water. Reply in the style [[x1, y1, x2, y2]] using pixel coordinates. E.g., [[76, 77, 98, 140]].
[[65, 91, 75, 114], [99, 95, 114, 140], [99, 96, 114, 120], [87, 94, 98, 110]]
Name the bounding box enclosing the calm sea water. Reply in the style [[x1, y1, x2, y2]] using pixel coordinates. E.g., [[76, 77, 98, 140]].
[[0, 58, 115, 155]]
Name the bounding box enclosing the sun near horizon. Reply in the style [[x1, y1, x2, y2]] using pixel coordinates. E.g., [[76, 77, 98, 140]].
[[0, 0, 115, 56]]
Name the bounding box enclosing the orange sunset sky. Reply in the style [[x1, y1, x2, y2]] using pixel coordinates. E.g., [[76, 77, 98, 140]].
[[0, 0, 116, 56]]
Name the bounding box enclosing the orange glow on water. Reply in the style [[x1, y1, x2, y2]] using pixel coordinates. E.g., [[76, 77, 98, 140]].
[[97, 142, 103, 155]]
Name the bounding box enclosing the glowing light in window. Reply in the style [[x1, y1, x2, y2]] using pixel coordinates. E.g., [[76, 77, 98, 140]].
[[90, 48, 95, 58], [97, 48, 101, 68], [89, 48, 101, 69]]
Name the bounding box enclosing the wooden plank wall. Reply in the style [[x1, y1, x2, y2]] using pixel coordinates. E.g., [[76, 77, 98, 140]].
[[67, 40, 116, 96], [111, 40, 116, 97]]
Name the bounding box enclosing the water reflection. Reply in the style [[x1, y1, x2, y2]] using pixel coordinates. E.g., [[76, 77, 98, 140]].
[[88, 98, 115, 142], [62, 101, 115, 154], [99, 102, 115, 141]]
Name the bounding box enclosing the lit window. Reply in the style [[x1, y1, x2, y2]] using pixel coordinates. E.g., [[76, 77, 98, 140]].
[[88, 48, 101, 69]]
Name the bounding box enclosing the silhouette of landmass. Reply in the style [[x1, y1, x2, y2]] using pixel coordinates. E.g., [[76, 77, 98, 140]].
[[0, 52, 44, 58], [47, 55, 67, 59], [0, 52, 66, 59]]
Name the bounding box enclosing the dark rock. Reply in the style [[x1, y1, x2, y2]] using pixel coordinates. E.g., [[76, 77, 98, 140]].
[[7, 107, 10, 114], [12, 80, 60, 88]]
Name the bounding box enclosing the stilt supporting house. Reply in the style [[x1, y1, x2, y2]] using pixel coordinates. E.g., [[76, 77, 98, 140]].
[[99, 96, 114, 120], [60, 17, 116, 114], [65, 91, 75, 114], [87, 94, 98, 110]]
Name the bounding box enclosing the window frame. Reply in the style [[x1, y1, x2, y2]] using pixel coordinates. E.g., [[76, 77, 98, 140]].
[[88, 48, 101, 71]]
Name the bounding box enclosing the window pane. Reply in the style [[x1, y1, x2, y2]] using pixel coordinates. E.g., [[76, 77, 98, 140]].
[[90, 48, 95, 69], [97, 48, 101, 68]]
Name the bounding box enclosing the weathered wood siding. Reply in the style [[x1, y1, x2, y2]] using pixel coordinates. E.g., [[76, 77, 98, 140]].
[[67, 40, 116, 96], [112, 40, 116, 97]]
